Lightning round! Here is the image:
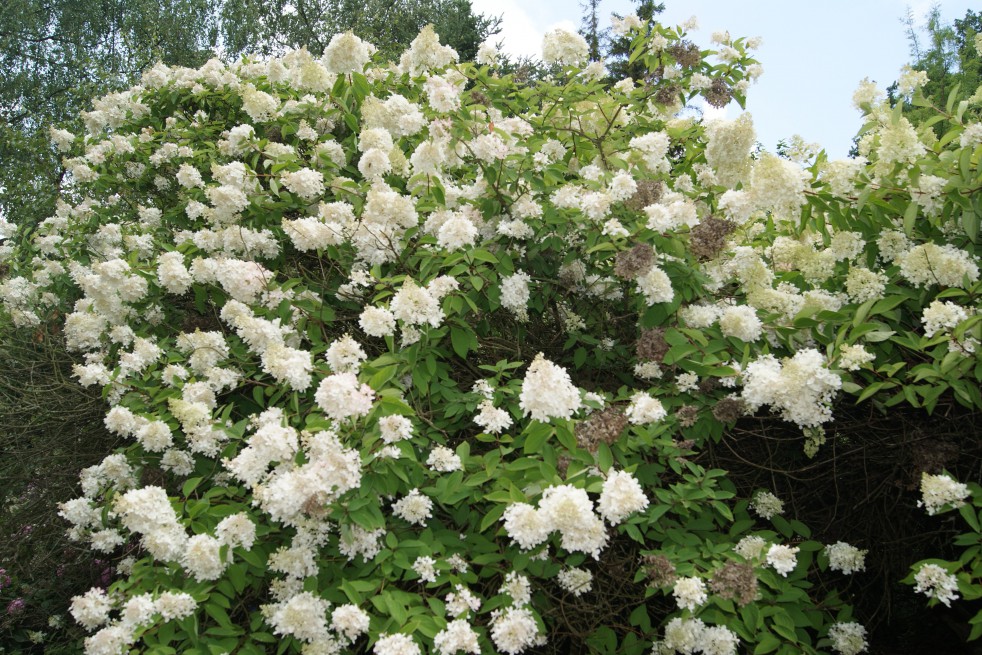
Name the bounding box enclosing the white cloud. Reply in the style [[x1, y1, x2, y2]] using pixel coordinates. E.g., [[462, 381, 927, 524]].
[[471, 0, 545, 59]]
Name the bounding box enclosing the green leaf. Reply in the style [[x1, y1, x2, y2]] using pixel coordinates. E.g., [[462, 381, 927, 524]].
[[203, 602, 231, 628], [597, 442, 613, 472], [754, 633, 781, 654], [960, 504, 982, 533], [182, 477, 203, 497], [450, 325, 477, 358], [903, 201, 919, 236], [961, 207, 980, 243], [479, 502, 506, 533]]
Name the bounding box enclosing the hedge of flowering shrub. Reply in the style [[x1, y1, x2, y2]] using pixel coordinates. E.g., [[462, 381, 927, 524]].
[[1, 14, 981, 655]]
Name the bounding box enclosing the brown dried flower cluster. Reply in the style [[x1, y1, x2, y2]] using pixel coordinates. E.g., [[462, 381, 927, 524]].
[[710, 561, 758, 606], [626, 180, 664, 210], [614, 243, 655, 280], [642, 554, 677, 587], [576, 406, 628, 453], [676, 405, 699, 428], [668, 40, 701, 69], [704, 77, 733, 109], [636, 327, 669, 363], [688, 216, 736, 260], [712, 397, 747, 423]]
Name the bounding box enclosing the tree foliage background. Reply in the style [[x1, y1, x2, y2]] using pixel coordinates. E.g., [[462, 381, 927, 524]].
[[0, 0, 499, 233]]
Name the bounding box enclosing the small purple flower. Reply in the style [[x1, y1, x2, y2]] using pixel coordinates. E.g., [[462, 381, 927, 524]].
[[6, 598, 26, 615]]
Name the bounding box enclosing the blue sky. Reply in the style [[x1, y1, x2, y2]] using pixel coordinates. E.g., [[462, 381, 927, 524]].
[[469, 0, 978, 159]]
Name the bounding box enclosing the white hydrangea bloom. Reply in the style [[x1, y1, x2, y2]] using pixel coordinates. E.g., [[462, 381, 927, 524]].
[[838, 344, 875, 371], [374, 633, 421, 655], [427, 445, 462, 472], [360, 306, 397, 337], [913, 563, 959, 607], [557, 567, 593, 596], [325, 334, 367, 373], [70, 588, 113, 630], [636, 265, 674, 305], [626, 392, 666, 424], [750, 490, 784, 520], [267, 592, 330, 643], [898, 243, 979, 289], [672, 576, 708, 611], [660, 617, 706, 655], [281, 168, 325, 200], [598, 470, 649, 524], [918, 472, 970, 515], [323, 31, 376, 74], [314, 372, 375, 421], [741, 349, 841, 428], [825, 542, 867, 574], [502, 503, 550, 551], [766, 544, 799, 577], [378, 415, 414, 444], [474, 400, 513, 434], [391, 278, 443, 327], [921, 300, 969, 338], [183, 534, 226, 581], [330, 604, 370, 644], [518, 354, 581, 422], [828, 622, 869, 655], [476, 41, 499, 66], [215, 513, 256, 550], [734, 535, 767, 560], [538, 484, 608, 558], [718, 304, 763, 342], [412, 555, 437, 582], [500, 272, 531, 321], [489, 607, 541, 655], [392, 488, 433, 526], [434, 619, 481, 655], [542, 28, 589, 66]]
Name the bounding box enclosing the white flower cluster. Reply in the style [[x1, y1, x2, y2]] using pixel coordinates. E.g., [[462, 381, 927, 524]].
[[626, 392, 667, 424], [825, 542, 867, 574], [542, 28, 589, 66], [393, 488, 434, 526], [918, 472, 970, 515], [837, 344, 875, 371], [502, 471, 647, 559], [368, 633, 421, 655], [71, 588, 196, 654], [518, 354, 581, 422], [741, 349, 842, 428], [921, 300, 969, 338], [598, 470, 650, 525], [500, 271, 531, 321], [913, 563, 960, 607], [898, 242, 979, 288], [652, 618, 739, 655], [323, 31, 376, 74], [750, 490, 784, 520], [556, 567, 593, 596], [827, 622, 869, 655], [474, 399, 513, 434], [705, 113, 755, 188], [718, 304, 763, 342], [766, 543, 799, 577], [490, 606, 542, 655], [672, 576, 708, 611], [502, 484, 607, 558]]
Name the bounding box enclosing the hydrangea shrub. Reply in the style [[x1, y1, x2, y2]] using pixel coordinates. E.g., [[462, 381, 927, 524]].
[[1, 13, 981, 655]]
